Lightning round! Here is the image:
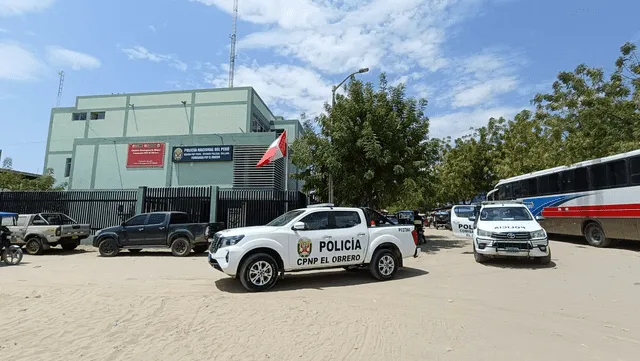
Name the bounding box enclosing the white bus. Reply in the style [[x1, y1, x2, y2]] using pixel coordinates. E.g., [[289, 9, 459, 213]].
[[487, 149, 640, 247]]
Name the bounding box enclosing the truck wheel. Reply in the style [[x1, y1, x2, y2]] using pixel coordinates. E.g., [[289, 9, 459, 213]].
[[98, 238, 119, 257], [25, 237, 44, 255], [61, 243, 78, 251], [473, 243, 487, 264], [239, 253, 279, 292], [170, 237, 192, 257], [369, 249, 398, 281], [193, 245, 208, 254], [538, 248, 551, 265], [584, 222, 611, 248]]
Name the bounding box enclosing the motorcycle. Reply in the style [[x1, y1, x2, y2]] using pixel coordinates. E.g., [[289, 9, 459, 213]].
[[1, 212, 24, 266]]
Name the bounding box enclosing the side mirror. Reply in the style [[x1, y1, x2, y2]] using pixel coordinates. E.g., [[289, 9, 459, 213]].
[[535, 215, 545, 221], [292, 222, 307, 231], [468, 216, 476, 222]]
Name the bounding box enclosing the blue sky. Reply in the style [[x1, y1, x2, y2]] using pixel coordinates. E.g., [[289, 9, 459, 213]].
[[0, 0, 638, 173]]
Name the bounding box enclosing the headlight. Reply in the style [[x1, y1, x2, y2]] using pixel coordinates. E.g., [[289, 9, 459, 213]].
[[477, 229, 492, 237], [530, 229, 546, 239], [219, 235, 245, 248]]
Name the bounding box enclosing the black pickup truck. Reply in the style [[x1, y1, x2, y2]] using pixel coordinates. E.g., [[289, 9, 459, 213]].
[[93, 212, 217, 257]]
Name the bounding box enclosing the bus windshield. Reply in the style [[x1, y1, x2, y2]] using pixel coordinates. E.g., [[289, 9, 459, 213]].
[[480, 207, 532, 221]]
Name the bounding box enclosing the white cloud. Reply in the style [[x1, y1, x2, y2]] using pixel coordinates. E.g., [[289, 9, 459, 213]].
[[193, 0, 486, 75], [0, 0, 55, 16], [148, 25, 157, 32], [0, 42, 44, 80], [429, 106, 523, 139], [0, 28, 8, 33], [209, 62, 333, 118], [46, 46, 101, 71], [120, 45, 188, 72]]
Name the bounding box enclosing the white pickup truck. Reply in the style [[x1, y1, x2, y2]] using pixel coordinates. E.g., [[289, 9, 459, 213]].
[[208, 204, 421, 292]]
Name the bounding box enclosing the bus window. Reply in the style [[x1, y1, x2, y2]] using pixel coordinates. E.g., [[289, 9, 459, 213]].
[[560, 170, 575, 192], [630, 156, 640, 185], [521, 180, 529, 197], [512, 181, 522, 198], [607, 160, 627, 186], [498, 185, 506, 200], [548, 173, 560, 194], [504, 183, 513, 199], [575, 167, 589, 191], [538, 175, 550, 195], [527, 178, 538, 196], [590, 164, 607, 189]]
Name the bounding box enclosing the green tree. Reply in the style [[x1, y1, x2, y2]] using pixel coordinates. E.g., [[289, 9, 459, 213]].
[[291, 74, 436, 209], [0, 161, 66, 191]]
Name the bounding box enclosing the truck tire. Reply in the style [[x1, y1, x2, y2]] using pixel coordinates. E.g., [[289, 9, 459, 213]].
[[98, 238, 119, 257], [61, 243, 78, 251], [369, 249, 398, 281], [538, 248, 551, 265], [25, 237, 45, 255], [193, 245, 208, 254], [473, 243, 487, 264], [239, 253, 279, 292], [170, 237, 192, 257], [584, 222, 611, 248]]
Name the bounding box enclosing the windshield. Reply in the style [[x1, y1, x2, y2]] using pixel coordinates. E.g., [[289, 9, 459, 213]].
[[266, 210, 305, 227], [479, 207, 532, 221]]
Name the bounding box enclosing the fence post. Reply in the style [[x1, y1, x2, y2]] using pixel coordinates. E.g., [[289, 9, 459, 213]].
[[209, 186, 218, 223], [136, 186, 147, 215]]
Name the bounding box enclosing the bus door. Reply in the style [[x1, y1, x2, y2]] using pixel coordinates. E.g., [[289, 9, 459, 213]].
[[451, 205, 475, 238]]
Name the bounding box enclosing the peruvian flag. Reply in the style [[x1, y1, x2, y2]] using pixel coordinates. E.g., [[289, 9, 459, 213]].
[[256, 130, 287, 167]]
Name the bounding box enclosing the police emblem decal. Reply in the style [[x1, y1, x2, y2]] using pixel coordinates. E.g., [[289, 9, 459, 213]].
[[297, 238, 312, 258]]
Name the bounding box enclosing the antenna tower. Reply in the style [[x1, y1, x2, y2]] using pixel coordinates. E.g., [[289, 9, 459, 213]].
[[56, 70, 65, 107], [228, 0, 238, 88]]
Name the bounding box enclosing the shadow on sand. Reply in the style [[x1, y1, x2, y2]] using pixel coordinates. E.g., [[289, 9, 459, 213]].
[[109, 250, 209, 257], [549, 235, 640, 253], [421, 236, 468, 253], [477, 258, 557, 270], [39, 248, 90, 257], [215, 266, 428, 293]]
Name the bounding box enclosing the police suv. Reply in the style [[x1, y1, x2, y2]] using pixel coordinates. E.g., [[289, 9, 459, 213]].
[[471, 201, 551, 265], [208, 204, 422, 292]]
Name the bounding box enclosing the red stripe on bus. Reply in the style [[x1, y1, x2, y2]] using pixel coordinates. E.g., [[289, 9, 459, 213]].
[[542, 205, 640, 218], [544, 203, 640, 212]]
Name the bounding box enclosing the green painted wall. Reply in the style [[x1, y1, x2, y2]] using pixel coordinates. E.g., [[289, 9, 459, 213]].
[[252, 91, 275, 122], [49, 112, 86, 152], [86, 110, 126, 138], [126, 107, 190, 137], [193, 104, 247, 134], [77, 96, 127, 109], [69, 145, 95, 189]]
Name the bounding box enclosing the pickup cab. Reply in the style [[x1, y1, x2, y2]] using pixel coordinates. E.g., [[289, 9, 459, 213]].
[[93, 211, 212, 257], [208, 204, 421, 292], [3, 213, 91, 255]]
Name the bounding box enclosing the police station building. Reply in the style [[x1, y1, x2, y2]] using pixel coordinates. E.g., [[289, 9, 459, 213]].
[[43, 87, 302, 191]]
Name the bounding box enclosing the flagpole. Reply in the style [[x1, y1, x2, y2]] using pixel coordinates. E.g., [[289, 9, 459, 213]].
[[284, 143, 289, 212]]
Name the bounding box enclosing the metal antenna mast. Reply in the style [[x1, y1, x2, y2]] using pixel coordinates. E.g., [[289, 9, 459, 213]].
[[228, 0, 238, 88], [56, 70, 65, 107]]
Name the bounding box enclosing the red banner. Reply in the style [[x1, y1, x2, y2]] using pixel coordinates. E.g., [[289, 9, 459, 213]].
[[126, 142, 166, 168]]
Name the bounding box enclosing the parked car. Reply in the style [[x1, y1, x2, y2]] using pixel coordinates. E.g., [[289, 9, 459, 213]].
[[92, 211, 213, 257], [208, 204, 421, 292], [2, 213, 91, 255]]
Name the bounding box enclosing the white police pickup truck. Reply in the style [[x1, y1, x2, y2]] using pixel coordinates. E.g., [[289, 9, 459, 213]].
[[208, 204, 421, 292], [470, 201, 551, 265]]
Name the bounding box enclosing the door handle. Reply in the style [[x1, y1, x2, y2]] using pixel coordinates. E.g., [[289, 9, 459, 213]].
[[323, 235, 332, 239], [159, 227, 165, 230], [357, 233, 366, 236]]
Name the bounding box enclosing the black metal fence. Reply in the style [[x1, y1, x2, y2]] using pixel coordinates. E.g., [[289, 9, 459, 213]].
[[0, 187, 307, 231], [217, 189, 307, 228], [143, 186, 212, 223], [0, 190, 138, 232]]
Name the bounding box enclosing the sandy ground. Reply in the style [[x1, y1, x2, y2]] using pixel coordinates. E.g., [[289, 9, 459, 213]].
[[1, 230, 639, 361]]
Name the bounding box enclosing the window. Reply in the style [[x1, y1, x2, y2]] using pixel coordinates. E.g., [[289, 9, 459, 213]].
[[453, 206, 474, 218], [574, 167, 589, 191], [512, 181, 522, 198], [333, 211, 361, 228], [527, 178, 538, 197], [590, 164, 607, 190], [520, 180, 529, 197], [1, 215, 25, 226], [250, 114, 269, 132], [64, 158, 72, 178], [90, 111, 106, 120], [41, 214, 62, 225], [60, 214, 77, 225], [147, 214, 166, 225], [31, 215, 47, 225], [299, 211, 330, 230], [169, 213, 190, 224], [548, 173, 560, 194], [630, 156, 640, 185], [606, 160, 627, 187], [479, 206, 533, 221], [72, 112, 87, 121], [267, 210, 305, 226], [125, 215, 147, 226], [497, 185, 506, 200], [560, 170, 575, 193], [538, 175, 550, 195]]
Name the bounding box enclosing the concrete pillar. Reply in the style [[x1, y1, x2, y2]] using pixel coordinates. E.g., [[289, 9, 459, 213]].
[[210, 186, 219, 223], [136, 186, 147, 215]]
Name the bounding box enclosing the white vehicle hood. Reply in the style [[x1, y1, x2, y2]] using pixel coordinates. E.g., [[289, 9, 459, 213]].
[[481, 221, 542, 232], [215, 225, 279, 238]]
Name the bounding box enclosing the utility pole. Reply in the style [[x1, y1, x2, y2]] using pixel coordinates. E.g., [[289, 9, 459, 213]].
[[56, 70, 65, 107], [228, 0, 238, 88]]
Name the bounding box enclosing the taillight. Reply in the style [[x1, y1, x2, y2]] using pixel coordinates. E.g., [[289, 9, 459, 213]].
[[411, 230, 418, 245], [55, 227, 61, 236], [370, 220, 375, 227]]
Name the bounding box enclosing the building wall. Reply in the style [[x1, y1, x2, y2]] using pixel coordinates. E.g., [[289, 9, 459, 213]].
[[45, 87, 304, 191]]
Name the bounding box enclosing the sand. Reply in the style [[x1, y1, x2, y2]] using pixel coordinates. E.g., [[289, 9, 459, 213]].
[[1, 229, 639, 361]]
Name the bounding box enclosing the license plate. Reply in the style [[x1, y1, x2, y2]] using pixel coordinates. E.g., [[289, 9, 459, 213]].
[[72, 236, 78, 239], [505, 247, 520, 253]]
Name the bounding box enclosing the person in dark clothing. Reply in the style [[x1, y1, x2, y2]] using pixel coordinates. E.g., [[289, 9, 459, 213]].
[[413, 210, 425, 245]]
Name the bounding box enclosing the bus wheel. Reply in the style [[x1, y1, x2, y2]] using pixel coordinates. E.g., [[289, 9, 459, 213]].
[[584, 222, 611, 248]]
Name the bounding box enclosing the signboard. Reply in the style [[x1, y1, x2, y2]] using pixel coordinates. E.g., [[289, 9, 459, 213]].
[[172, 145, 234, 163], [127, 142, 166, 168]]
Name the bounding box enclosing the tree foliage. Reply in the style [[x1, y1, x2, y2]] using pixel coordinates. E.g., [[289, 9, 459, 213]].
[[0, 157, 66, 191], [291, 74, 439, 209], [433, 41, 640, 206]]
